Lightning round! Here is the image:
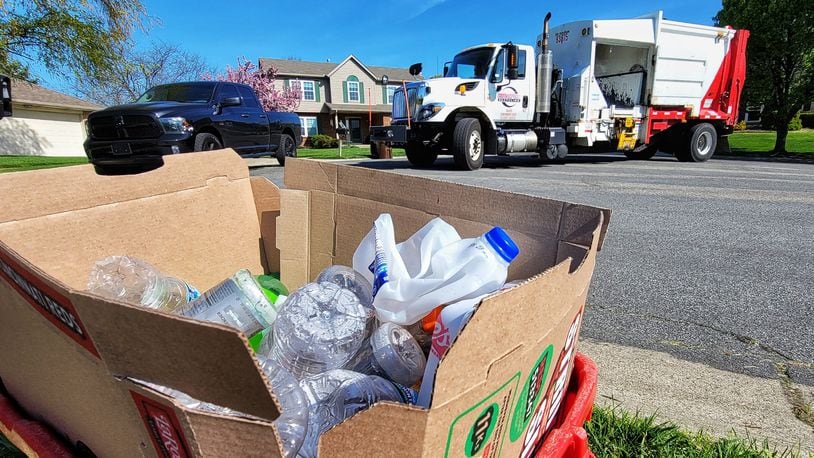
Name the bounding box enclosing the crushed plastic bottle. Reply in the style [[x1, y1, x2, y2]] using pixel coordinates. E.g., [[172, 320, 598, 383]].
[[174, 269, 279, 336], [267, 282, 372, 379], [347, 322, 426, 386], [87, 255, 199, 312], [298, 369, 416, 458], [315, 265, 373, 309], [258, 358, 309, 458]]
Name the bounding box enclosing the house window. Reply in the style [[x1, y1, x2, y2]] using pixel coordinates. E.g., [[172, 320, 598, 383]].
[[301, 81, 316, 101], [300, 116, 318, 137], [347, 81, 360, 102], [386, 85, 398, 104]]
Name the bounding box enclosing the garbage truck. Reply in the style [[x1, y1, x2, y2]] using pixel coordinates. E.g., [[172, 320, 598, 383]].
[[370, 11, 749, 170]]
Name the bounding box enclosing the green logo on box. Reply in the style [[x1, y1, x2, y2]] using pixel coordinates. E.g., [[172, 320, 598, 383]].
[[465, 403, 499, 456], [508, 344, 553, 442]]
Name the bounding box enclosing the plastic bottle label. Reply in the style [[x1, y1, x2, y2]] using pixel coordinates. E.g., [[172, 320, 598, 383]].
[[185, 283, 200, 302], [180, 279, 265, 335], [370, 225, 389, 297]]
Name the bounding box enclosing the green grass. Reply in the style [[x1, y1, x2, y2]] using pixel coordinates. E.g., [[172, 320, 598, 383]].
[[0, 155, 88, 173], [586, 406, 803, 457], [728, 129, 814, 155], [297, 146, 405, 160]]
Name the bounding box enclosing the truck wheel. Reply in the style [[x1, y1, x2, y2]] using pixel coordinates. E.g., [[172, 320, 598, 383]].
[[276, 133, 296, 166], [556, 144, 568, 160], [624, 144, 657, 160], [541, 144, 558, 161], [194, 133, 222, 151], [452, 118, 484, 170], [677, 123, 716, 162], [405, 141, 437, 168]]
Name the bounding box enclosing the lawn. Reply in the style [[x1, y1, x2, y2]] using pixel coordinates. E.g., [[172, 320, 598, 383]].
[[0, 155, 88, 173], [587, 406, 802, 457], [297, 146, 405, 160], [728, 129, 814, 154]]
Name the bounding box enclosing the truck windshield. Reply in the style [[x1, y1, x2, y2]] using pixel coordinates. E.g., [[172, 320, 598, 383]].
[[446, 47, 495, 79], [136, 83, 216, 103]]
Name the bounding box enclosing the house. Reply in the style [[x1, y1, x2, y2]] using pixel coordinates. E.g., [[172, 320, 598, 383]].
[[0, 79, 102, 157], [259, 55, 421, 144]]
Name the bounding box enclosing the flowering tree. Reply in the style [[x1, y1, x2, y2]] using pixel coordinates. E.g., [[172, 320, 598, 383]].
[[210, 57, 300, 112]]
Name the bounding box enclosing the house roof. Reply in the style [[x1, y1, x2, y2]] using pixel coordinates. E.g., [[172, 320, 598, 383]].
[[11, 79, 103, 111], [259, 57, 420, 82]]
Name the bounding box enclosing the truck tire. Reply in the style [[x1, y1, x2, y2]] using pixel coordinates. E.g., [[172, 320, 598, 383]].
[[194, 133, 222, 151], [677, 123, 716, 162], [405, 141, 437, 168], [624, 144, 657, 160], [452, 118, 483, 170], [556, 144, 568, 160], [276, 133, 296, 166]]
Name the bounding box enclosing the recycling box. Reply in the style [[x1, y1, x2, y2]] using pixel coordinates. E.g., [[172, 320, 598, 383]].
[[0, 150, 609, 457]]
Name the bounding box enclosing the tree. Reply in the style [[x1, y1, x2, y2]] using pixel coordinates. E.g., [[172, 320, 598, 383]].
[[0, 0, 147, 81], [72, 41, 214, 105], [211, 57, 301, 112], [716, 0, 814, 153]]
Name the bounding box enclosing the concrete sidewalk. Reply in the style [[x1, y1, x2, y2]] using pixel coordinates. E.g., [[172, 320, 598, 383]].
[[580, 338, 814, 453]]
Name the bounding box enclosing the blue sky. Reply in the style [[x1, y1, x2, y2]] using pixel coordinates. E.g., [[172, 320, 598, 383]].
[[46, 0, 722, 89]]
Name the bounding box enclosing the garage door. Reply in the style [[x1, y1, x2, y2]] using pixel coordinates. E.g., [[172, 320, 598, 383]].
[[0, 108, 86, 157]]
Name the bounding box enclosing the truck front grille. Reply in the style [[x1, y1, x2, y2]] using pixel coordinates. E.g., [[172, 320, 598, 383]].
[[392, 87, 419, 120], [89, 115, 162, 140]]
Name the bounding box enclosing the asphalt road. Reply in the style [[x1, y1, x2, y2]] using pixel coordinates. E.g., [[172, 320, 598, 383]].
[[252, 152, 814, 387]]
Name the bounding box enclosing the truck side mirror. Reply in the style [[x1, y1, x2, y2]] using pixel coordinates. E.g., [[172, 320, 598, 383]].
[[1, 76, 11, 118], [506, 44, 519, 80], [443, 62, 450, 77]]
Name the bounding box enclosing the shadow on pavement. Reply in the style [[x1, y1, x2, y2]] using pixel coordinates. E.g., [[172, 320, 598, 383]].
[[355, 153, 632, 171]]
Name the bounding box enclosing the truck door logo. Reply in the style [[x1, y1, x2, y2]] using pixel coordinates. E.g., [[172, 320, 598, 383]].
[[497, 87, 522, 107]]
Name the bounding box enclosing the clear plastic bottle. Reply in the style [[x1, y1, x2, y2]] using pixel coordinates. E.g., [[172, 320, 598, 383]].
[[316, 265, 373, 309], [87, 255, 199, 313], [258, 358, 309, 458], [268, 282, 372, 379], [174, 269, 279, 336], [347, 322, 426, 386], [297, 370, 416, 458]]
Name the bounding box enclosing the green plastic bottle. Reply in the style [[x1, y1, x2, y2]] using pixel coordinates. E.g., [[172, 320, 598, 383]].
[[248, 274, 289, 354]]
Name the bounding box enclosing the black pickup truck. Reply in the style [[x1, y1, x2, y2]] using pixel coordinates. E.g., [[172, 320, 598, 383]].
[[84, 81, 301, 173]]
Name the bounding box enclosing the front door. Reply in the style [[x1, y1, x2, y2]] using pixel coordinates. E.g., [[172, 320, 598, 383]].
[[346, 118, 362, 143], [486, 47, 534, 123]]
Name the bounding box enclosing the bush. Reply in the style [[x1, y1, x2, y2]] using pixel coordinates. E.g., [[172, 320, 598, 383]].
[[307, 134, 338, 148], [760, 111, 803, 131], [800, 112, 814, 128], [733, 120, 747, 131]]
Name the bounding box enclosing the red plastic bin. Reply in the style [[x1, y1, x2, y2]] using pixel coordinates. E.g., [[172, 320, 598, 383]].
[[0, 391, 73, 458], [534, 352, 598, 458]]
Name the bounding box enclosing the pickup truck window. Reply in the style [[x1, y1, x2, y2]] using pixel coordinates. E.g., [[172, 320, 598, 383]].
[[237, 85, 260, 109], [136, 83, 216, 103], [217, 84, 240, 103]]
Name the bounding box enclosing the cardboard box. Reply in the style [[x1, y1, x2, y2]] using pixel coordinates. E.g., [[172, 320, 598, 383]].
[[0, 150, 609, 457]]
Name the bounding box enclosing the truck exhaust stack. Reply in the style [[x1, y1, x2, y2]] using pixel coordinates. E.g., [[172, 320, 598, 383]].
[[535, 12, 553, 120]]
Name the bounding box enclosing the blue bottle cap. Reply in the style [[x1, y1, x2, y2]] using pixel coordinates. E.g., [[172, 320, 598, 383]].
[[484, 227, 520, 263]]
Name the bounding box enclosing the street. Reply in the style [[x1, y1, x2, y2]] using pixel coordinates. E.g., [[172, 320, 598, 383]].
[[252, 152, 814, 449]]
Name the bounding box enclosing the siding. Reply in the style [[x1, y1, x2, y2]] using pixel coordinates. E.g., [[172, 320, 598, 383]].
[[274, 77, 329, 112], [0, 107, 87, 157], [329, 60, 377, 105]]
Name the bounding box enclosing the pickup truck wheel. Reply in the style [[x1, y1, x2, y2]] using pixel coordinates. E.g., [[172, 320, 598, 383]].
[[452, 118, 483, 170], [276, 134, 296, 166], [405, 141, 437, 168], [194, 133, 222, 152]]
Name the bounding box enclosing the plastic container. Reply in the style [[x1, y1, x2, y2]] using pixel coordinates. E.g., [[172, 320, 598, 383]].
[[174, 269, 279, 336], [353, 214, 519, 325], [268, 282, 372, 379], [347, 322, 426, 386], [86, 255, 199, 313]]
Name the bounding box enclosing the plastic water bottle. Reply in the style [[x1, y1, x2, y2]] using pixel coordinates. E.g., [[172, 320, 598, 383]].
[[256, 274, 289, 304], [268, 282, 372, 379], [316, 265, 373, 309], [174, 269, 280, 337], [258, 359, 309, 458], [87, 255, 199, 313], [298, 370, 417, 458], [347, 322, 427, 386]]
